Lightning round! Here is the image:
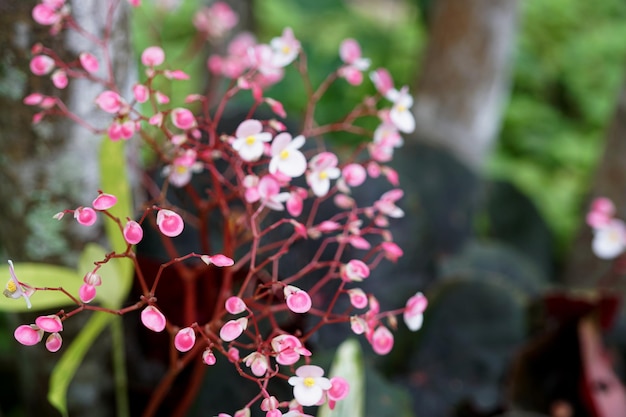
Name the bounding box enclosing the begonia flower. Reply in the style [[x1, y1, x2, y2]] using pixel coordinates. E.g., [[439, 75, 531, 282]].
[[338, 39, 370, 85], [79, 52, 99, 74], [404, 292, 427, 331], [201, 254, 235, 267], [141, 46, 165, 67], [35, 315, 63, 333], [347, 288, 368, 309], [271, 334, 311, 365], [141, 306, 166, 332], [92, 192, 117, 210], [123, 220, 144, 245], [243, 352, 269, 376], [225, 296, 247, 315], [14, 324, 43, 346], [388, 86, 415, 133], [171, 107, 197, 130], [79, 283, 96, 303], [369, 325, 394, 355], [269, 133, 307, 178], [46, 333, 63, 352], [288, 365, 332, 407], [74, 207, 97, 226], [163, 149, 203, 187], [592, 219, 626, 259], [30, 55, 55, 76], [284, 285, 312, 314], [270, 27, 301, 68], [156, 209, 184, 237], [174, 327, 196, 352], [220, 317, 247, 342], [232, 119, 272, 161], [257, 176, 290, 211], [4, 260, 34, 309], [306, 152, 341, 197], [203, 348, 217, 365], [341, 260, 370, 282]]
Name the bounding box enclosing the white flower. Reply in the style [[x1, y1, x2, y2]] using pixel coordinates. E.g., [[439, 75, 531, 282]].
[[387, 86, 415, 134], [288, 365, 332, 406], [592, 219, 626, 259], [270, 27, 300, 68], [269, 133, 306, 178], [306, 152, 341, 197], [232, 119, 272, 161]]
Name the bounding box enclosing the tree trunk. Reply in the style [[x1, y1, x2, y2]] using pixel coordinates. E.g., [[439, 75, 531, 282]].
[[0, 1, 135, 416], [411, 0, 519, 169], [561, 82, 626, 288]]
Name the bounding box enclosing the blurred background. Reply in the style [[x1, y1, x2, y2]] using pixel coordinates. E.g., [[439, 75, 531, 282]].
[[2, 0, 626, 416]]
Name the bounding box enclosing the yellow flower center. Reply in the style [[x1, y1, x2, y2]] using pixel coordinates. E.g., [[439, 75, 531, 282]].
[[396, 104, 406, 113], [245, 136, 256, 145], [319, 171, 328, 180], [282, 45, 291, 55], [280, 149, 290, 160], [175, 165, 188, 174], [303, 377, 315, 387], [5, 280, 16, 293]]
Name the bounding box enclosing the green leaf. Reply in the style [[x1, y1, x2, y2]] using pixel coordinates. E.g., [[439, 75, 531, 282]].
[[98, 138, 134, 304], [48, 311, 114, 417], [0, 263, 80, 312], [317, 339, 364, 417]]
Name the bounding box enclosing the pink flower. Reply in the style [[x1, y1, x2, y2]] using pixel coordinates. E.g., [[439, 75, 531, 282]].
[[201, 254, 235, 267], [45, 332, 63, 352], [404, 292, 427, 331], [108, 120, 136, 141], [284, 285, 312, 314], [74, 206, 97, 226], [286, 190, 305, 217], [133, 84, 149, 103], [225, 296, 247, 314], [51, 69, 68, 89], [4, 260, 34, 309], [369, 326, 394, 355], [375, 189, 405, 218], [95, 90, 125, 114], [32, 3, 62, 26], [156, 209, 184, 237], [257, 176, 290, 211], [271, 334, 311, 366], [341, 260, 370, 282], [203, 349, 217, 365], [92, 192, 117, 210], [370, 68, 394, 96], [381, 241, 403, 262], [141, 46, 165, 67], [79, 284, 97, 303], [123, 220, 144, 245], [30, 55, 55, 76], [174, 327, 196, 352], [587, 197, 616, 229], [306, 152, 341, 197], [14, 325, 43, 346], [243, 352, 269, 376], [338, 39, 370, 86], [347, 288, 368, 309], [193, 2, 239, 39], [171, 107, 197, 130], [341, 164, 367, 187], [350, 316, 367, 335], [141, 306, 166, 332], [35, 315, 63, 333], [269, 133, 307, 178], [327, 376, 350, 409], [288, 365, 332, 407], [220, 318, 247, 342], [83, 272, 101, 287], [232, 119, 272, 162], [270, 27, 301, 68], [79, 52, 99, 73]]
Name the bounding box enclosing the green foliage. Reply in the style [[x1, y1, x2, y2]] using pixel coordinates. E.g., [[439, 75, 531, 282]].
[[489, 0, 626, 252]]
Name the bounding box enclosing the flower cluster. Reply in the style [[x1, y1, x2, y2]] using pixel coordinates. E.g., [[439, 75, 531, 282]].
[[587, 197, 626, 259], [8, 1, 427, 416]]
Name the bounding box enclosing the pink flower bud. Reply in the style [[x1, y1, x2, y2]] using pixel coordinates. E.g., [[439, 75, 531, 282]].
[[83, 272, 102, 286], [79, 52, 99, 73], [225, 296, 246, 314], [370, 326, 394, 355], [14, 324, 43, 346], [30, 55, 55, 76], [133, 84, 149, 103], [51, 69, 68, 89], [46, 332, 63, 352], [35, 315, 63, 333], [174, 327, 196, 352], [141, 46, 165, 67], [382, 166, 400, 186], [347, 288, 368, 309], [347, 235, 371, 250], [220, 318, 247, 342], [201, 254, 235, 267], [164, 69, 190, 80], [171, 108, 196, 130], [123, 220, 144, 245], [370, 68, 394, 96], [79, 284, 97, 303], [156, 209, 184, 237], [228, 347, 240, 363], [367, 161, 381, 178], [317, 221, 341, 232], [339, 38, 362, 64], [32, 4, 60, 25], [92, 192, 117, 210], [203, 348, 217, 365], [328, 376, 350, 401], [342, 163, 367, 187], [156, 91, 170, 104], [341, 260, 370, 282], [350, 316, 367, 335], [95, 90, 123, 114], [265, 98, 286, 118], [381, 241, 403, 262], [334, 194, 355, 209], [149, 112, 163, 126], [404, 292, 427, 331], [23, 93, 43, 106], [141, 306, 166, 332], [244, 352, 269, 377], [74, 207, 97, 226], [261, 396, 279, 412], [284, 286, 312, 314]]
